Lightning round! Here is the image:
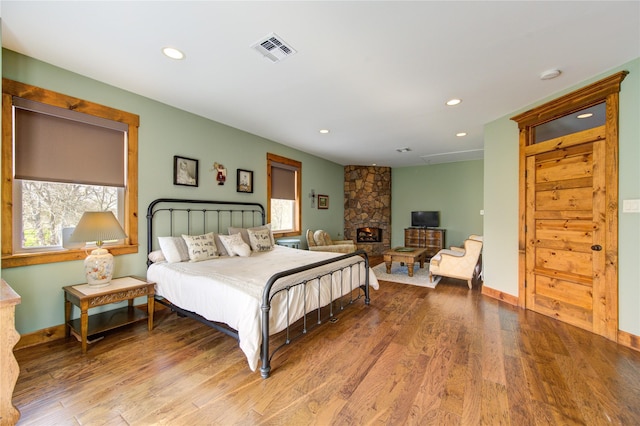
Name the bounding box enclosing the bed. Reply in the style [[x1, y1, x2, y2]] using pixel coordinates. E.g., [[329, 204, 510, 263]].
[[146, 198, 379, 378]]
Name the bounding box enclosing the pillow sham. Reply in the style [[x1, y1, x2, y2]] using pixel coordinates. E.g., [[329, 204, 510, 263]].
[[148, 250, 166, 263], [181, 233, 218, 262], [158, 236, 190, 263], [247, 228, 274, 252], [213, 233, 229, 256], [228, 223, 274, 248], [219, 233, 251, 257]]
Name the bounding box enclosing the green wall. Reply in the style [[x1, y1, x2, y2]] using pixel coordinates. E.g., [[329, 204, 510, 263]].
[[391, 160, 484, 248], [484, 57, 640, 336], [1, 49, 346, 334]]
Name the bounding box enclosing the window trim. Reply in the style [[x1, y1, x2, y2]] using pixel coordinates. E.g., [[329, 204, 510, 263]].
[[2, 79, 139, 268], [266, 153, 301, 237]]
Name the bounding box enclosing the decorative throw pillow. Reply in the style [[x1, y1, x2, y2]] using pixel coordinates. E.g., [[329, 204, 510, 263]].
[[181, 233, 218, 262], [228, 224, 274, 247], [247, 228, 274, 252], [148, 250, 166, 263], [158, 236, 190, 263], [219, 232, 251, 257]]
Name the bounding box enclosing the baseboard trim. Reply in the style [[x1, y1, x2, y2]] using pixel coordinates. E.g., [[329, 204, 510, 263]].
[[15, 324, 66, 350], [481, 285, 519, 306], [618, 329, 640, 352]]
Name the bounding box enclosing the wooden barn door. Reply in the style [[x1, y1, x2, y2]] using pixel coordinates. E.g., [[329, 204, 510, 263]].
[[524, 126, 607, 334], [512, 71, 627, 341]]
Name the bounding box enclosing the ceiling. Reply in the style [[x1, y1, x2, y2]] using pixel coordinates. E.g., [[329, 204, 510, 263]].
[[1, 1, 639, 168]]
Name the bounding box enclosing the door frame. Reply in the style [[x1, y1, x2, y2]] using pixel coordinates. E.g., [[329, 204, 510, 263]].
[[511, 71, 627, 340]]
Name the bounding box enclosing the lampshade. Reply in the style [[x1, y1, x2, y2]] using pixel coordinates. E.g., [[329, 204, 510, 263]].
[[69, 211, 127, 287]]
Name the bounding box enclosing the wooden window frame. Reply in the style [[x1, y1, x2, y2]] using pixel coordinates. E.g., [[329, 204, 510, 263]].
[[266, 153, 301, 238], [2, 79, 139, 267]]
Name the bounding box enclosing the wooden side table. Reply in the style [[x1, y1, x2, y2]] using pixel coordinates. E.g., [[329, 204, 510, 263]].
[[63, 276, 155, 354]]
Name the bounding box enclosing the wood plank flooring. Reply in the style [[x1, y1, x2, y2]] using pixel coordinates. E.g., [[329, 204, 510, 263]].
[[12, 260, 640, 425]]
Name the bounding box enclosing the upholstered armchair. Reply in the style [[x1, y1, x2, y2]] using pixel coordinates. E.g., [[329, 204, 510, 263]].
[[429, 235, 483, 288], [306, 229, 357, 254]]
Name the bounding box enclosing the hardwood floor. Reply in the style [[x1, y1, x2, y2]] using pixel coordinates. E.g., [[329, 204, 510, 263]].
[[12, 261, 640, 425]]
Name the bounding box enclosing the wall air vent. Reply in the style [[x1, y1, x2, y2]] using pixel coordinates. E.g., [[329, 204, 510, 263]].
[[251, 33, 297, 63]]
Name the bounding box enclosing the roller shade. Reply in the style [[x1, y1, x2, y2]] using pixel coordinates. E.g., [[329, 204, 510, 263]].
[[13, 97, 127, 187], [271, 164, 296, 200]]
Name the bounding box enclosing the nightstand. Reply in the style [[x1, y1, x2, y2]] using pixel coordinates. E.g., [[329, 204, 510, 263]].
[[63, 276, 155, 354]]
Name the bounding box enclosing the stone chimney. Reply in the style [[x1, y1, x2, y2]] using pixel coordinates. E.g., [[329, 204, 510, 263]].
[[344, 165, 391, 256]]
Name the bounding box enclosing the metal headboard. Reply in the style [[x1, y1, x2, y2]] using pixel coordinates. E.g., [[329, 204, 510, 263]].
[[146, 198, 266, 263]]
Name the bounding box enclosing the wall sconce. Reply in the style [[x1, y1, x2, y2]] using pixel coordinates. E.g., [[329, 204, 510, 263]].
[[309, 189, 316, 208]]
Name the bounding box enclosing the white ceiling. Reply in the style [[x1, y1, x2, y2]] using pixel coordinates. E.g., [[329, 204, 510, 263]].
[[1, 1, 639, 168]]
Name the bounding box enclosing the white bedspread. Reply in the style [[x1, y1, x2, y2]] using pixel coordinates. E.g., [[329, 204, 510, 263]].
[[147, 246, 379, 371]]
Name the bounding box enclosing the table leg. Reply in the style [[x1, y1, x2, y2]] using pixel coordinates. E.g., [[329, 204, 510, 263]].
[[407, 261, 415, 277], [147, 293, 154, 331], [80, 308, 88, 354], [385, 261, 392, 274], [64, 298, 71, 338]]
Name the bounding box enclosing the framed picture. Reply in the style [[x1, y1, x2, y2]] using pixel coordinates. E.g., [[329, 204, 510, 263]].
[[237, 169, 253, 193], [318, 194, 329, 209], [173, 156, 198, 187]]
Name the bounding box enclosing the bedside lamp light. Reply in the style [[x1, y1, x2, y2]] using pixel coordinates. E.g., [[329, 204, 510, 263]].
[[69, 211, 127, 287]]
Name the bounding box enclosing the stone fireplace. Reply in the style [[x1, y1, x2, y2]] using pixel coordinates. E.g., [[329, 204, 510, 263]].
[[344, 165, 391, 256]]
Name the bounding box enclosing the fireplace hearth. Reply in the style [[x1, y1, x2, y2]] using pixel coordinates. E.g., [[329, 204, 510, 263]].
[[357, 227, 382, 243]]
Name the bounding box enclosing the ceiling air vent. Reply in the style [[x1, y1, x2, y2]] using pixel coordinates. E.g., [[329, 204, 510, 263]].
[[251, 33, 297, 63]]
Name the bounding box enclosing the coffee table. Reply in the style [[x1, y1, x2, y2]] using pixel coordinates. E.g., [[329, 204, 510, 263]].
[[383, 247, 428, 277]]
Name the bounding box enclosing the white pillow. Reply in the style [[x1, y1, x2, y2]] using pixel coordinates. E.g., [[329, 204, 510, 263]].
[[213, 233, 229, 256], [181, 233, 218, 262], [219, 233, 251, 257], [148, 250, 166, 263], [247, 228, 273, 252], [158, 236, 190, 263], [228, 224, 274, 247]]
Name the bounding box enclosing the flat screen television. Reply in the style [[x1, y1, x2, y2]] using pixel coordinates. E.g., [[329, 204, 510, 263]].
[[411, 211, 440, 228]]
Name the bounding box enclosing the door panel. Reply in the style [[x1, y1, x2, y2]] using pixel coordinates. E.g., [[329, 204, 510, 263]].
[[525, 126, 607, 335]]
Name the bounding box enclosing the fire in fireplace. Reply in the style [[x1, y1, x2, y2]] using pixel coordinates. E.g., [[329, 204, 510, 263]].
[[357, 227, 382, 243]]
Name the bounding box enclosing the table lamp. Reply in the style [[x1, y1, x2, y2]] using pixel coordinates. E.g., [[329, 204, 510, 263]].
[[69, 211, 127, 287]]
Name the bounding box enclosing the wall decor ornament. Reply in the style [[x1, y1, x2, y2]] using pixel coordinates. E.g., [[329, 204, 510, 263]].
[[318, 194, 329, 209], [237, 169, 253, 193], [213, 162, 227, 185], [174, 156, 198, 186]]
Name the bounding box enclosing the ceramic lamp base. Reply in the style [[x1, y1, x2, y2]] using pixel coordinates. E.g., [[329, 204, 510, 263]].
[[84, 248, 114, 287]]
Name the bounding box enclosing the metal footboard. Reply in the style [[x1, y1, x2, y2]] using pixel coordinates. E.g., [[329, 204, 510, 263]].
[[260, 250, 370, 378]]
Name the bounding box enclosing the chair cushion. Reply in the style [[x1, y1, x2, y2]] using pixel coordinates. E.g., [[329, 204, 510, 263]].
[[313, 230, 333, 246], [306, 229, 316, 247]]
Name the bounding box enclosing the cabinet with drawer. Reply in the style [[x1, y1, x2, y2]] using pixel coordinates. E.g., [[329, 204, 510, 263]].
[[404, 228, 445, 259]]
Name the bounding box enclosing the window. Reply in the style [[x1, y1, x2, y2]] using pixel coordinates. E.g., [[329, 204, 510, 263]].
[[2, 79, 139, 267], [267, 153, 301, 237]]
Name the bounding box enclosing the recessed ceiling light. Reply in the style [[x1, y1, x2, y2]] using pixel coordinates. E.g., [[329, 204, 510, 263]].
[[540, 69, 561, 80], [577, 113, 593, 119], [456, 132, 467, 137], [162, 47, 185, 60], [446, 98, 462, 106], [319, 129, 330, 134], [396, 147, 411, 153]]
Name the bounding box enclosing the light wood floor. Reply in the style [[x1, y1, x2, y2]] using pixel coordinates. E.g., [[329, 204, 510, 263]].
[[12, 260, 640, 425]]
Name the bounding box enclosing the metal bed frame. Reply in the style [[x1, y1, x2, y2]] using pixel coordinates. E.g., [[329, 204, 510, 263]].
[[146, 198, 371, 378]]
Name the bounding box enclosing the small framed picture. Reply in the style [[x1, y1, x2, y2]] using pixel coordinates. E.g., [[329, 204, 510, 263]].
[[318, 194, 329, 209], [174, 156, 198, 187], [237, 169, 253, 193]]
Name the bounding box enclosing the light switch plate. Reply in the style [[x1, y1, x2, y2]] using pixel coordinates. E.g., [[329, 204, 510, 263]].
[[622, 199, 640, 213]]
